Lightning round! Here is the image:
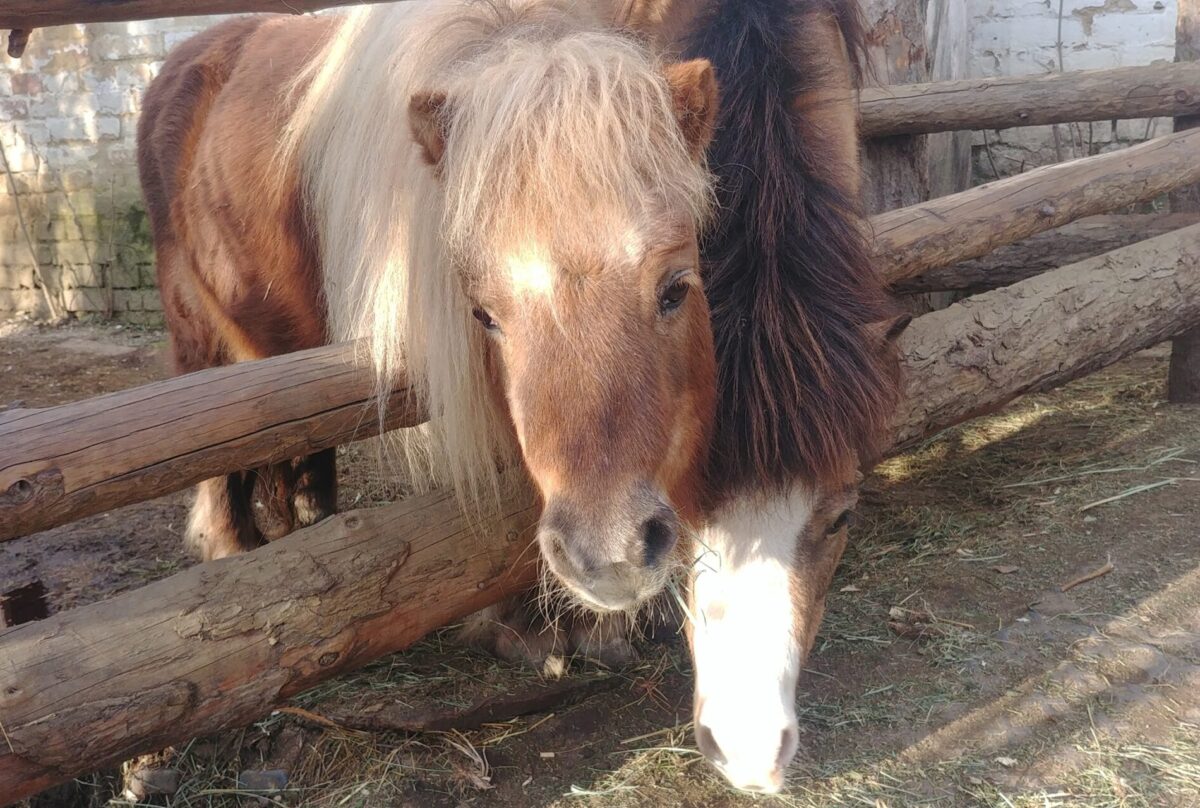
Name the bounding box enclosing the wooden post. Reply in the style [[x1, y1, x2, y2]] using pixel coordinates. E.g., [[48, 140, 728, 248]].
[[860, 0, 931, 215], [1169, 0, 1200, 404]]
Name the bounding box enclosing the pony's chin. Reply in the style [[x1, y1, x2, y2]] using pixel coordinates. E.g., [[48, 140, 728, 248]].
[[559, 576, 663, 615]]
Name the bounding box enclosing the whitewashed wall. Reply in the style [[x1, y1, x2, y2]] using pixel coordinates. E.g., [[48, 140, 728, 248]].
[[968, 0, 1178, 179], [0, 19, 228, 321]]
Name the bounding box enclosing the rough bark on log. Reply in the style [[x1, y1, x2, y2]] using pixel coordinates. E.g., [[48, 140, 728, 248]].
[[859, 0, 931, 216], [0, 0, 393, 28], [0, 482, 540, 804], [895, 213, 1200, 294], [0, 341, 421, 543], [872, 127, 1200, 283], [860, 62, 1200, 138], [1169, 0, 1200, 404], [892, 223, 1200, 448], [6, 226, 1200, 804]]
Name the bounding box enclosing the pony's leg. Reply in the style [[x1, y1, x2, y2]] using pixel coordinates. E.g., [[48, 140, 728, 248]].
[[250, 462, 296, 541], [291, 448, 338, 527], [248, 449, 337, 541], [186, 473, 262, 560]]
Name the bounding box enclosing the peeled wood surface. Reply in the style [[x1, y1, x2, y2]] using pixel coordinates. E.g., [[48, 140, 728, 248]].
[[871, 127, 1200, 283], [0, 482, 540, 804], [0, 341, 421, 543], [0, 0, 394, 28], [860, 62, 1200, 137], [893, 223, 1200, 448], [894, 213, 1200, 293]]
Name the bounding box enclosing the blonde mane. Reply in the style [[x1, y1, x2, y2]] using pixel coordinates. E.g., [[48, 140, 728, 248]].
[[281, 0, 712, 507]]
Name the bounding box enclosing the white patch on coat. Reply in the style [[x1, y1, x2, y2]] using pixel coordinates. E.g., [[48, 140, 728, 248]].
[[689, 485, 815, 793]]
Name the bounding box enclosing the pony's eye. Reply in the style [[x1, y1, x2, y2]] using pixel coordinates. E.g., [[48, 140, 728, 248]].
[[827, 510, 852, 535], [658, 277, 691, 315], [472, 307, 500, 332]]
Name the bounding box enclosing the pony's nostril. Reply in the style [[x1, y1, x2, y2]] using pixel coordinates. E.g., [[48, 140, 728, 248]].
[[695, 722, 727, 766], [641, 515, 677, 567]]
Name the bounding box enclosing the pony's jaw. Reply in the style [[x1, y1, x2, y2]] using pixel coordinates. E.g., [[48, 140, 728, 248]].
[[689, 487, 814, 793]]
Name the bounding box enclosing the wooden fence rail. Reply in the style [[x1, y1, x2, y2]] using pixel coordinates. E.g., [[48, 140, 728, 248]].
[[873, 126, 1200, 283], [860, 62, 1200, 138], [0, 342, 421, 543], [0, 0, 390, 28]]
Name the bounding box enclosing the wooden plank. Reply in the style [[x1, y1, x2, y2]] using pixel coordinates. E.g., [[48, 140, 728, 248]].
[[0, 341, 422, 543], [872, 127, 1200, 283], [1169, 0, 1200, 404], [0, 481, 540, 803], [860, 62, 1200, 137]]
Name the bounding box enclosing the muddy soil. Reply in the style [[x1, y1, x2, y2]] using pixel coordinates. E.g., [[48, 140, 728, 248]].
[[5, 320, 1200, 808]]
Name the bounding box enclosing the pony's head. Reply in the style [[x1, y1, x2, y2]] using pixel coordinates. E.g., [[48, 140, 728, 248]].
[[407, 28, 719, 611]]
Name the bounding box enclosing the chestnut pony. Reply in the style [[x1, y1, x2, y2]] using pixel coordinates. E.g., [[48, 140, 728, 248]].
[[139, 1, 719, 610]]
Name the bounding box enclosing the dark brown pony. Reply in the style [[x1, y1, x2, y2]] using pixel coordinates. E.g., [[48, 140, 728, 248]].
[[633, 0, 905, 792]]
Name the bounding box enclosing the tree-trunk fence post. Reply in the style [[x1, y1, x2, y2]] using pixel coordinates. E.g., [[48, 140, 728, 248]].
[[1169, 0, 1200, 404]]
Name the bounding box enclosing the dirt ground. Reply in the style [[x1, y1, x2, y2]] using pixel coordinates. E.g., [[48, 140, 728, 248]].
[[4, 318, 1200, 808]]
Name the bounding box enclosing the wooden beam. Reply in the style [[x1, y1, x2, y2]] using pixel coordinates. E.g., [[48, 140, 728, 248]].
[[871, 126, 1200, 283], [860, 62, 1200, 138], [0, 341, 422, 543], [892, 223, 1200, 448], [0, 0, 394, 29], [894, 213, 1200, 294], [0, 482, 540, 804], [1169, 0, 1200, 404], [6, 226, 1200, 804]]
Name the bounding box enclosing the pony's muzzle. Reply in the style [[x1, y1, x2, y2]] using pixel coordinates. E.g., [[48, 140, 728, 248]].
[[537, 488, 679, 611], [694, 705, 799, 794]]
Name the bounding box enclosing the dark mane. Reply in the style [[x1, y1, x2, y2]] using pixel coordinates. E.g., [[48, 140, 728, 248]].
[[687, 0, 901, 495]]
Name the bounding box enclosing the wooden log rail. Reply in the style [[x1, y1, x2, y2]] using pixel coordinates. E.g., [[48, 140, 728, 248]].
[[0, 341, 421, 542], [872, 126, 1200, 283], [4, 223, 1200, 803], [860, 62, 1200, 138], [895, 213, 1200, 294], [4, 125, 1198, 543], [0, 0, 392, 28]]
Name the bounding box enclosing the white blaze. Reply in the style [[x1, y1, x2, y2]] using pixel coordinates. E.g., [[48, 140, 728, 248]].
[[690, 485, 814, 793]]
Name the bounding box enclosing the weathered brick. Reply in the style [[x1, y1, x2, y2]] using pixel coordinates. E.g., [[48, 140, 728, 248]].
[[0, 265, 36, 289], [61, 287, 109, 313], [0, 288, 51, 317], [10, 73, 43, 96]]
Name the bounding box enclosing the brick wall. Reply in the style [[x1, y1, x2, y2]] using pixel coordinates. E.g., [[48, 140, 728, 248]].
[[968, 0, 1178, 180], [1, 18, 227, 323]]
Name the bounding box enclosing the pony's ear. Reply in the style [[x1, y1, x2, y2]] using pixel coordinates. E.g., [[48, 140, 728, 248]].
[[617, 0, 673, 29], [664, 59, 718, 160], [409, 90, 450, 168]]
